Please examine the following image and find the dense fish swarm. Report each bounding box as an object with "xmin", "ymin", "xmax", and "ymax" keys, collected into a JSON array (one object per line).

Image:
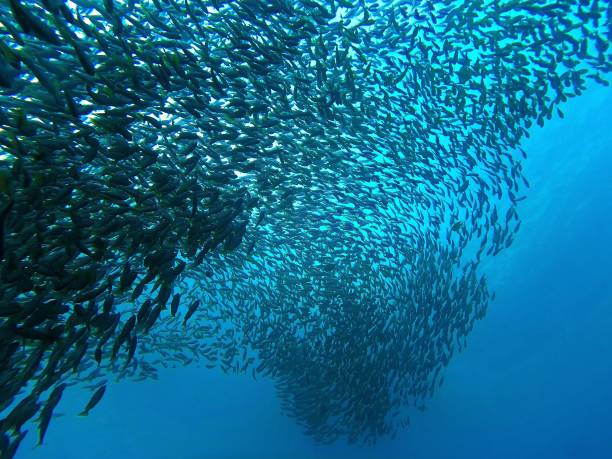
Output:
[{"xmin": 0, "ymin": 0, "xmax": 610, "ymax": 454}]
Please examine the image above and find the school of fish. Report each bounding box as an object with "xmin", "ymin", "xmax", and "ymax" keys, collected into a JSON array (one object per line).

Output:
[{"xmin": 0, "ymin": 0, "xmax": 610, "ymax": 455}]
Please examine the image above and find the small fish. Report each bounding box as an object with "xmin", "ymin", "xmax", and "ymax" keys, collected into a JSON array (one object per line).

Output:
[
  {"xmin": 79, "ymin": 385, "xmax": 106, "ymax": 416},
  {"xmin": 37, "ymin": 383, "xmax": 66, "ymax": 446},
  {"xmin": 182, "ymin": 300, "xmax": 200, "ymax": 327},
  {"xmin": 170, "ymin": 293, "xmax": 181, "ymax": 317}
]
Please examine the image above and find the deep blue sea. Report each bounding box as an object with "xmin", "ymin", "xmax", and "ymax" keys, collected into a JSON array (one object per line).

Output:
[{"xmin": 13, "ymin": 79, "xmax": 612, "ymax": 458}]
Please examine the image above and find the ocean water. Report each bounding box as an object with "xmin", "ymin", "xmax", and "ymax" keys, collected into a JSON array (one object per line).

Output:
[{"xmin": 13, "ymin": 77, "xmax": 612, "ymax": 459}]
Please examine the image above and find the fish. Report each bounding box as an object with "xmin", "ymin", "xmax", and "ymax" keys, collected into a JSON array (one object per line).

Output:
[
  {"xmin": 0, "ymin": 0, "xmax": 609, "ymax": 452},
  {"xmin": 170, "ymin": 293, "xmax": 181, "ymax": 317},
  {"xmin": 0, "ymin": 198, "xmax": 14, "ymax": 260},
  {"xmin": 37, "ymin": 383, "xmax": 66, "ymax": 446},
  {"xmin": 79, "ymin": 385, "xmax": 106, "ymax": 416},
  {"xmin": 111, "ymin": 316, "xmax": 136, "ymax": 360},
  {"xmin": 182, "ymin": 300, "xmax": 200, "ymax": 327}
]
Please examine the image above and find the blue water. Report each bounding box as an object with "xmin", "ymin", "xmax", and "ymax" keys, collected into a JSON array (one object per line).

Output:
[{"xmin": 15, "ymin": 85, "xmax": 612, "ymax": 458}]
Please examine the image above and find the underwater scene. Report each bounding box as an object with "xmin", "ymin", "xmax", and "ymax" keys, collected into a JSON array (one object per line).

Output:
[{"xmin": 0, "ymin": 0, "xmax": 611, "ymax": 458}]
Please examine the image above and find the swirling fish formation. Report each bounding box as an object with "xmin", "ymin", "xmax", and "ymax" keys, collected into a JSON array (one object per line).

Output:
[{"xmin": 0, "ymin": 0, "xmax": 610, "ymax": 455}]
